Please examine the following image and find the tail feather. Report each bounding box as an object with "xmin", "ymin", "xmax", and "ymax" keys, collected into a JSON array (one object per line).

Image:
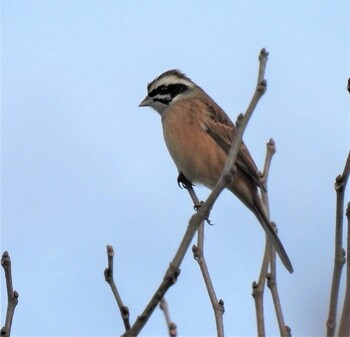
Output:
[{"xmin": 252, "ymin": 201, "xmax": 294, "ymax": 273}]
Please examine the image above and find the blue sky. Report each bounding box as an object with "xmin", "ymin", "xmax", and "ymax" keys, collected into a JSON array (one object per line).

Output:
[{"xmin": 1, "ymin": 1, "xmax": 349, "ymax": 336}]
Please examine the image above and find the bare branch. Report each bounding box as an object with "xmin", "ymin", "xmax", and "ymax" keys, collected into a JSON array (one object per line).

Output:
[
  {"xmin": 1, "ymin": 251, "xmax": 19, "ymax": 337},
  {"xmin": 122, "ymin": 48, "xmax": 269, "ymax": 337},
  {"xmin": 267, "ymin": 223, "xmax": 291, "ymax": 337},
  {"xmin": 104, "ymin": 245, "xmax": 130, "ymax": 331},
  {"xmin": 338, "ymin": 202, "xmax": 350, "ymax": 336},
  {"xmin": 193, "ymin": 239, "xmax": 225, "ymax": 337},
  {"xmin": 252, "ymin": 139, "xmax": 276, "ymax": 336},
  {"xmin": 336, "ymin": 78, "xmax": 350, "ymax": 337},
  {"xmin": 182, "ymin": 181, "xmax": 225, "ymax": 336},
  {"xmin": 252, "ymin": 239, "xmax": 270, "ymax": 337},
  {"xmin": 159, "ymin": 298, "xmax": 177, "ymax": 337},
  {"xmin": 327, "ymin": 151, "xmax": 350, "ymax": 336},
  {"xmin": 253, "ymin": 138, "xmax": 290, "ymax": 336},
  {"xmin": 260, "ymin": 139, "xmax": 276, "ymax": 197}
]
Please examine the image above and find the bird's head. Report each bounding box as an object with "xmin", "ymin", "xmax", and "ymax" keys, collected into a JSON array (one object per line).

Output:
[{"xmin": 139, "ymin": 69, "xmax": 196, "ymax": 115}]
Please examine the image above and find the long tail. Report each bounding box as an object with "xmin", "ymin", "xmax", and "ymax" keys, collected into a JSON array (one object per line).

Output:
[{"xmin": 252, "ymin": 199, "xmax": 294, "ymax": 273}]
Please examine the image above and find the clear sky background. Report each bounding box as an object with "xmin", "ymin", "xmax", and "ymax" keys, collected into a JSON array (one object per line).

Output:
[{"xmin": 1, "ymin": 1, "xmax": 349, "ymax": 336}]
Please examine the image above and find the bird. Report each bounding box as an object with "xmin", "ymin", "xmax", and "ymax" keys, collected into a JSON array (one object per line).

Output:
[{"xmin": 139, "ymin": 69, "xmax": 293, "ymax": 273}]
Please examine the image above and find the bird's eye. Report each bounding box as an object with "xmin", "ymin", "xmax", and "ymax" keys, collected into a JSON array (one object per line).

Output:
[{"xmin": 158, "ymin": 85, "xmax": 168, "ymax": 94}]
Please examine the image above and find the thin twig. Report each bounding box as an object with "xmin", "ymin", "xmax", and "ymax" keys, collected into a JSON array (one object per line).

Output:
[
  {"xmin": 252, "ymin": 139, "xmax": 275, "ymax": 337},
  {"xmin": 122, "ymin": 48, "xmax": 269, "ymax": 337},
  {"xmin": 263, "ymin": 140, "xmax": 290, "ymax": 336},
  {"xmin": 267, "ymin": 223, "xmax": 291, "ymax": 337},
  {"xmin": 192, "ymin": 241, "xmax": 225, "ymax": 337},
  {"xmin": 159, "ymin": 298, "xmax": 177, "ymax": 337},
  {"xmin": 1, "ymin": 251, "xmax": 19, "ymax": 337},
  {"xmin": 260, "ymin": 139, "xmax": 276, "ymax": 199},
  {"xmin": 182, "ymin": 182, "xmax": 225, "ymax": 337},
  {"xmin": 193, "ymin": 223, "xmax": 225, "ymax": 337},
  {"xmin": 337, "ymin": 202, "xmax": 350, "ymax": 336},
  {"xmin": 104, "ymin": 245, "xmax": 130, "ymax": 331},
  {"xmin": 253, "ymin": 138, "xmax": 290, "ymax": 336},
  {"xmin": 326, "ymin": 151, "xmax": 350, "ymax": 336},
  {"xmin": 252, "ymin": 241, "xmax": 270, "ymax": 337},
  {"xmin": 337, "ymin": 79, "xmax": 350, "ymax": 336}
]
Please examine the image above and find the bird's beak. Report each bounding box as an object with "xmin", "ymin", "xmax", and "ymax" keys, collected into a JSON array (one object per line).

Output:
[{"xmin": 139, "ymin": 96, "xmax": 151, "ymax": 107}]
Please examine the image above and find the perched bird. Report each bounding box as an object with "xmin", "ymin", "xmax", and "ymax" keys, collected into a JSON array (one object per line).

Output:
[{"xmin": 139, "ymin": 69, "xmax": 293, "ymax": 273}]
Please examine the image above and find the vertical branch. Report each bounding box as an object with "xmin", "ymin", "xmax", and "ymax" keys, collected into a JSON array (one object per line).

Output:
[
  {"xmin": 267, "ymin": 223, "xmax": 291, "ymax": 337},
  {"xmin": 193, "ymin": 220, "xmax": 225, "ymax": 337},
  {"xmin": 159, "ymin": 298, "xmax": 177, "ymax": 337},
  {"xmin": 252, "ymin": 139, "xmax": 275, "ymax": 336},
  {"xmin": 252, "ymin": 139, "xmax": 290, "ymax": 336},
  {"xmin": 326, "ymin": 151, "xmax": 350, "ymax": 336},
  {"xmin": 338, "ymin": 78, "xmax": 350, "ymax": 336},
  {"xmin": 182, "ymin": 182, "xmax": 225, "ymax": 337},
  {"xmin": 1, "ymin": 251, "xmax": 19, "ymax": 337},
  {"xmin": 104, "ymin": 245, "xmax": 131, "ymax": 331},
  {"xmin": 260, "ymin": 139, "xmax": 276, "ymax": 213},
  {"xmin": 337, "ymin": 203, "xmax": 350, "ymax": 336}
]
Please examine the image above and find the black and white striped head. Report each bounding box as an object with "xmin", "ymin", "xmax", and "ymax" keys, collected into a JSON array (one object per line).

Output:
[{"xmin": 139, "ymin": 69, "xmax": 196, "ymax": 114}]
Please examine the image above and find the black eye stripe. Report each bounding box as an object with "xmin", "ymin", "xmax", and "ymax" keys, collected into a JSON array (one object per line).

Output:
[{"xmin": 149, "ymin": 83, "xmax": 189, "ymax": 98}]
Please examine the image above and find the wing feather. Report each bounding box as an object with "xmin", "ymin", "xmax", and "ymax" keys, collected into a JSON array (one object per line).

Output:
[{"xmin": 199, "ymin": 99, "xmax": 263, "ymax": 189}]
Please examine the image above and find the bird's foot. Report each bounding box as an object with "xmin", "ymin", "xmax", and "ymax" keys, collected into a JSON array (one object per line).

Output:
[
  {"xmin": 193, "ymin": 201, "xmax": 214, "ymax": 225},
  {"xmin": 177, "ymin": 172, "xmax": 193, "ymax": 189}
]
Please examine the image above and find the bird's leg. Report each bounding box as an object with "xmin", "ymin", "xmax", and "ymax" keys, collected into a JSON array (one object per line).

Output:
[
  {"xmin": 177, "ymin": 173, "xmax": 213, "ymax": 225},
  {"xmin": 177, "ymin": 172, "xmax": 201, "ymax": 208},
  {"xmin": 177, "ymin": 172, "xmax": 193, "ymax": 189}
]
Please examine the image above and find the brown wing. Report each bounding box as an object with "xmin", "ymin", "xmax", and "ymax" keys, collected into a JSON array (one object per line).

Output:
[{"xmin": 199, "ymin": 99, "xmax": 263, "ymax": 189}]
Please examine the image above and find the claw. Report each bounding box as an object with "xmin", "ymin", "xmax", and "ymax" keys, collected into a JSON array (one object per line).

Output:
[
  {"xmin": 193, "ymin": 202, "xmax": 214, "ymax": 225},
  {"xmin": 177, "ymin": 172, "xmax": 193, "ymax": 189},
  {"xmin": 193, "ymin": 202, "xmax": 203, "ymax": 211}
]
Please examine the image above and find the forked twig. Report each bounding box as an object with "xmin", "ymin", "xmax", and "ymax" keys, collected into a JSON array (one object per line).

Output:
[
  {"xmin": 104, "ymin": 245, "xmax": 130, "ymax": 331},
  {"xmin": 122, "ymin": 48, "xmax": 269, "ymax": 337},
  {"xmin": 326, "ymin": 151, "xmax": 350, "ymax": 337},
  {"xmin": 159, "ymin": 298, "xmax": 177, "ymax": 337},
  {"xmin": 1, "ymin": 251, "xmax": 19, "ymax": 337}
]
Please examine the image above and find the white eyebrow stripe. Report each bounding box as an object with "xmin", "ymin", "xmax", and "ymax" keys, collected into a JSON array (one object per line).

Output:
[{"xmin": 149, "ymin": 75, "xmax": 195, "ymax": 92}]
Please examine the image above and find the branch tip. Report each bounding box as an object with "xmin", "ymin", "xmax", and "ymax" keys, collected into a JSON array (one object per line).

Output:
[
  {"xmin": 259, "ymin": 48, "xmax": 269, "ymax": 60},
  {"xmin": 267, "ymin": 138, "xmax": 276, "ymax": 154},
  {"xmin": 106, "ymin": 245, "xmax": 115, "ymax": 256}
]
